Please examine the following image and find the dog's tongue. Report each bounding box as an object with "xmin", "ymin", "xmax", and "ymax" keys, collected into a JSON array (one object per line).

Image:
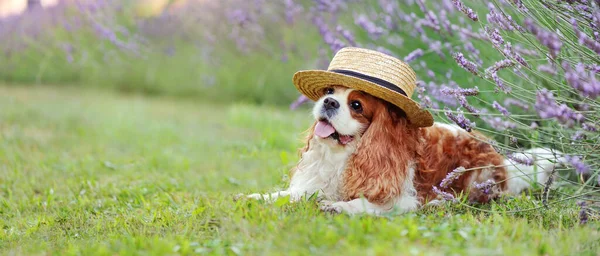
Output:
[{"xmin": 315, "ymin": 121, "xmax": 335, "ymax": 138}]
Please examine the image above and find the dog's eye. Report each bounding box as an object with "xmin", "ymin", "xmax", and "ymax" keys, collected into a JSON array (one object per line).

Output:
[
  {"xmin": 350, "ymin": 101, "xmax": 362, "ymax": 112},
  {"xmin": 324, "ymin": 88, "xmax": 334, "ymax": 95}
]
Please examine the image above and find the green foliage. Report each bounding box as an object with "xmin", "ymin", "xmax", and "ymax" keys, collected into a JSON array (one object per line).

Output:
[{"xmin": 0, "ymin": 86, "xmax": 598, "ymax": 255}]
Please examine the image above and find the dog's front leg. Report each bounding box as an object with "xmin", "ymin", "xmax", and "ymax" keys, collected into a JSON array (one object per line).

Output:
[
  {"xmin": 238, "ymin": 190, "xmax": 292, "ymax": 203},
  {"xmin": 319, "ymin": 198, "xmax": 393, "ymax": 215}
]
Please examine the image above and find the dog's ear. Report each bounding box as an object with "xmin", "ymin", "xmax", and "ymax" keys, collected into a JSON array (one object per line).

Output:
[{"xmin": 343, "ymin": 104, "xmax": 418, "ymax": 204}]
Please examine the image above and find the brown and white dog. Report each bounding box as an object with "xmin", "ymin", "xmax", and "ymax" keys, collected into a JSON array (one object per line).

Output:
[{"xmin": 242, "ymin": 86, "xmax": 560, "ymax": 215}]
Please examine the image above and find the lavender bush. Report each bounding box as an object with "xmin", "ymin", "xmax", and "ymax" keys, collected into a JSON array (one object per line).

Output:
[
  {"xmin": 0, "ymin": 0, "xmax": 318, "ymax": 104},
  {"xmin": 296, "ymin": 0, "xmax": 599, "ymax": 202}
]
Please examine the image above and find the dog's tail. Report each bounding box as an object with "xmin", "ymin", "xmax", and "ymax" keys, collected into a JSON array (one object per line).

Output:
[{"xmin": 504, "ymin": 148, "xmax": 565, "ymax": 194}]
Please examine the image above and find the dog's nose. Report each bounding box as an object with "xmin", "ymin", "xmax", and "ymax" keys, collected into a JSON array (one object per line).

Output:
[{"xmin": 323, "ymin": 97, "xmax": 340, "ymax": 110}]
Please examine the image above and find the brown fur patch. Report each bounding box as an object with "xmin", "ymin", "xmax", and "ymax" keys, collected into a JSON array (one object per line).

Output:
[{"xmin": 414, "ymin": 126, "xmax": 507, "ymax": 203}]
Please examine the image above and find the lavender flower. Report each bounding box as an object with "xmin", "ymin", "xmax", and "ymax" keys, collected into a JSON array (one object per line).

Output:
[
  {"xmin": 432, "ymin": 186, "xmax": 457, "ymax": 202},
  {"xmin": 485, "ymin": 59, "xmax": 515, "ymax": 74},
  {"xmin": 514, "ymin": 44, "xmax": 538, "ymax": 56},
  {"xmin": 404, "ymin": 49, "xmax": 424, "ymax": 63},
  {"xmin": 537, "ymin": 64, "xmax": 557, "ymax": 75},
  {"xmin": 439, "ymin": 10, "xmax": 454, "ymax": 35},
  {"xmin": 284, "ymin": 0, "xmax": 303, "ymax": 25},
  {"xmin": 485, "ymin": 27, "xmax": 504, "ymax": 47},
  {"xmin": 416, "ymin": 81, "xmax": 433, "ymax": 108},
  {"xmin": 572, "ymin": 131, "xmax": 586, "ymax": 141},
  {"xmin": 440, "ymin": 86, "xmax": 480, "ymax": 96},
  {"xmin": 486, "ymin": 3, "xmax": 521, "ymax": 31},
  {"xmin": 523, "ymin": 18, "xmax": 562, "ymax": 58},
  {"xmin": 507, "ymin": 152, "xmax": 534, "ymax": 166},
  {"xmin": 502, "ymin": 43, "xmax": 529, "ymax": 67},
  {"xmin": 456, "ymin": 95, "xmax": 480, "ymax": 115},
  {"xmin": 572, "ymin": 18, "xmax": 600, "ymax": 55},
  {"xmin": 336, "ymin": 26, "xmax": 356, "ymax": 46},
  {"xmin": 474, "ymin": 179, "xmax": 496, "ymax": 195},
  {"xmin": 483, "ymin": 116, "xmax": 517, "ymax": 131},
  {"xmin": 504, "ymin": 98, "xmax": 530, "ymax": 110},
  {"xmin": 562, "ymin": 62, "xmax": 600, "ymax": 99},
  {"xmin": 355, "ymin": 14, "xmax": 385, "ymax": 40},
  {"xmin": 562, "ymin": 156, "xmax": 590, "ymax": 174},
  {"xmin": 440, "ymin": 166, "xmax": 466, "ymax": 188},
  {"xmin": 313, "ymin": 16, "xmax": 345, "ymax": 52},
  {"xmin": 492, "ymin": 101, "xmax": 510, "ymax": 116},
  {"xmin": 445, "ymin": 108, "xmax": 475, "ymax": 132},
  {"xmin": 585, "ymin": 64, "xmax": 600, "ymax": 73},
  {"xmin": 535, "ymin": 89, "xmax": 585, "ymax": 127},
  {"xmin": 491, "ymin": 72, "xmax": 511, "ymax": 93},
  {"xmin": 290, "ymin": 95, "xmax": 309, "ymax": 110},
  {"xmin": 583, "ymin": 123, "xmax": 598, "ymax": 132},
  {"xmin": 451, "ymin": 0, "xmax": 478, "ymax": 21},
  {"xmin": 453, "ymin": 52, "xmax": 479, "ymax": 75},
  {"xmin": 578, "ymin": 201, "xmax": 589, "ymax": 225}
]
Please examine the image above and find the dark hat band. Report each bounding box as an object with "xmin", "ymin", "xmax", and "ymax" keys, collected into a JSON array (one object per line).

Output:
[{"xmin": 330, "ymin": 69, "xmax": 407, "ymax": 97}]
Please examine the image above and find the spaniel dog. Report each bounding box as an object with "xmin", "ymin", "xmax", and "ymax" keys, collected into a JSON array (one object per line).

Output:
[{"xmin": 240, "ymin": 86, "xmax": 560, "ymax": 215}]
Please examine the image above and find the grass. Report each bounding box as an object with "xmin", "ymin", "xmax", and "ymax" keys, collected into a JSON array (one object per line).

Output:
[{"xmin": 0, "ymin": 85, "xmax": 598, "ymax": 255}]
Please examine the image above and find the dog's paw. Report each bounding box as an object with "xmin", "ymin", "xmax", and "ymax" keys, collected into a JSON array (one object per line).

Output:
[
  {"xmin": 233, "ymin": 193, "xmax": 246, "ymax": 202},
  {"xmin": 319, "ymin": 200, "xmax": 343, "ymax": 214}
]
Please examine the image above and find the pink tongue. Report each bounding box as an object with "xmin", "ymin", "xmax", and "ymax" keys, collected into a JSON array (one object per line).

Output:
[{"xmin": 314, "ymin": 121, "xmax": 336, "ymax": 138}]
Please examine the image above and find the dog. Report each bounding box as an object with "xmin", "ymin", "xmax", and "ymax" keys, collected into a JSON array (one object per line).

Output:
[{"xmin": 239, "ymin": 86, "xmax": 561, "ymax": 215}]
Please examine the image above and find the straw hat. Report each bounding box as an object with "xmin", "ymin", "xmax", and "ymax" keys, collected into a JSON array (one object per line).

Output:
[{"xmin": 293, "ymin": 47, "xmax": 433, "ymax": 127}]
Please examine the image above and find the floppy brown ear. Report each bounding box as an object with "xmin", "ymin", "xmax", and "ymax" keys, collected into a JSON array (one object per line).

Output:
[{"xmin": 342, "ymin": 105, "xmax": 419, "ymax": 205}]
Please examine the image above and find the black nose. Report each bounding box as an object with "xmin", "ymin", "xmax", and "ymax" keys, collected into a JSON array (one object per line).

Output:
[{"xmin": 323, "ymin": 97, "xmax": 340, "ymax": 110}]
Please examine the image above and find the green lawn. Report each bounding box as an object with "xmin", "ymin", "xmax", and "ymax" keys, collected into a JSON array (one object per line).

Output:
[{"xmin": 0, "ymin": 85, "xmax": 598, "ymax": 255}]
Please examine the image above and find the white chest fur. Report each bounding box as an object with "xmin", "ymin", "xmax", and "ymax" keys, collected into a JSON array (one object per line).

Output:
[{"xmin": 287, "ymin": 137, "xmax": 355, "ymax": 201}]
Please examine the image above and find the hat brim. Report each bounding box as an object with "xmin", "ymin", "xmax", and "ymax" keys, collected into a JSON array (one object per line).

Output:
[{"xmin": 293, "ymin": 70, "xmax": 433, "ymax": 127}]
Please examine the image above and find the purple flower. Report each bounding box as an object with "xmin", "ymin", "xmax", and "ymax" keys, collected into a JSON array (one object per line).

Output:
[
  {"xmin": 535, "ymin": 89, "xmax": 584, "ymax": 127},
  {"xmin": 355, "ymin": 14, "xmax": 385, "ymax": 40},
  {"xmin": 491, "ymin": 72, "xmax": 511, "ymax": 93},
  {"xmin": 453, "ymin": 52, "xmax": 479, "ymax": 75},
  {"xmin": 537, "ymin": 64, "xmax": 557, "ymax": 75},
  {"xmin": 502, "ymin": 43, "xmax": 529, "ymax": 67},
  {"xmin": 474, "ymin": 179, "xmax": 496, "ymax": 195},
  {"xmin": 578, "ymin": 201, "xmax": 589, "ymax": 225},
  {"xmin": 562, "ymin": 156, "xmax": 590, "ymax": 174},
  {"xmin": 583, "ymin": 123, "xmax": 598, "ymax": 132},
  {"xmin": 492, "ymin": 101, "xmax": 510, "ymax": 116},
  {"xmin": 404, "ymin": 49, "xmax": 424, "ymax": 63},
  {"xmin": 416, "ymin": 81, "xmax": 433, "ymax": 108},
  {"xmin": 440, "ymin": 86, "xmax": 480, "ymax": 96},
  {"xmin": 455, "ymin": 95, "xmax": 479, "ymax": 115},
  {"xmin": 572, "ymin": 131, "xmax": 586, "ymax": 141},
  {"xmin": 336, "ymin": 26, "xmax": 356, "ymax": 46},
  {"xmin": 451, "ymin": 0, "xmax": 478, "ymax": 21},
  {"xmin": 572, "ymin": 19, "xmax": 600, "ymax": 55},
  {"xmin": 290, "ymin": 95, "xmax": 309, "ymax": 110},
  {"xmin": 486, "ymin": 3, "xmax": 521, "ymax": 31},
  {"xmin": 284, "ymin": 0, "xmax": 303, "ymax": 25},
  {"xmin": 523, "ymin": 18, "xmax": 562, "ymax": 58},
  {"xmin": 440, "ymin": 166, "xmax": 466, "ymax": 188},
  {"xmin": 445, "ymin": 108, "xmax": 475, "ymax": 132},
  {"xmin": 313, "ymin": 16, "xmax": 345, "ymax": 52},
  {"xmin": 432, "ymin": 186, "xmax": 457, "ymax": 202},
  {"xmin": 483, "ymin": 116, "xmax": 517, "ymax": 131},
  {"xmin": 485, "ymin": 27, "xmax": 504, "ymax": 47},
  {"xmin": 504, "ymin": 98, "xmax": 530, "ymax": 110},
  {"xmin": 485, "ymin": 59, "xmax": 515, "ymax": 74},
  {"xmin": 562, "ymin": 62, "xmax": 600, "ymax": 99},
  {"xmin": 506, "ymin": 152, "xmax": 534, "ymax": 166},
  {"xmin": 585, "ymin": 64, "xmax": 600, "ymax": 73}
]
